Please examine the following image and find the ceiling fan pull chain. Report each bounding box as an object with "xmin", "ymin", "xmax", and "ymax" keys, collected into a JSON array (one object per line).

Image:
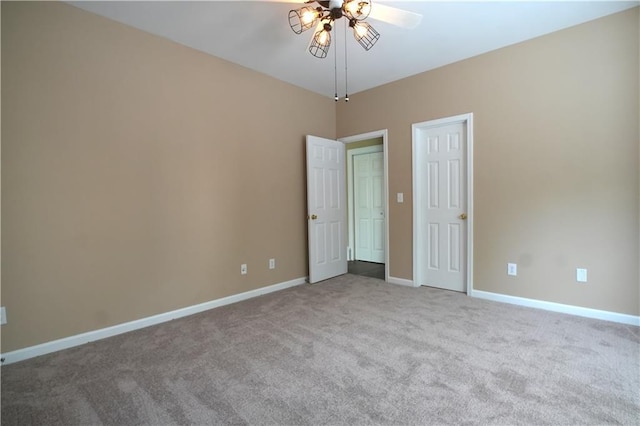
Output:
[
  {"xmin": 344, "ymin": 20, "xmax": 349, "ymax": 102},
  {"xmin": 334, "ymin": 26, "xmax": 339, "ymax": 102}
]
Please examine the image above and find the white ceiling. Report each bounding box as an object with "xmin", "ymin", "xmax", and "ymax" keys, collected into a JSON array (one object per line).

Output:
[{"xmin": 69, "ymin": 1, "xmax": 638, "ymax": 97}]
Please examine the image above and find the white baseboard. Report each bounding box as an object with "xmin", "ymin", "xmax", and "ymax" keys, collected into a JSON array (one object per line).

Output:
[
  {"xmin": 388, "ymin": 276, "xmax": 416, "ymax": 287},
  {"xmin": 470, "ymin": 289, "xmax": 640, "ymax": 326},
  {"xmin": 1, "ymin": 277, "xmax": 307, "ymax": 365}
]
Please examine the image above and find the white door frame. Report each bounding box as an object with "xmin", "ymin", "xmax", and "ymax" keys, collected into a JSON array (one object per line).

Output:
[
  {"xmin": 339, "ymin": 130, "xmax": 389, "ymax": 282},
  {"xmin": 347, "ymin": 144, "xmax": 383, "ymax": 262},
  {"xmin": 412, "ymin": 114, "xmax": 474, "ymax": 295}
]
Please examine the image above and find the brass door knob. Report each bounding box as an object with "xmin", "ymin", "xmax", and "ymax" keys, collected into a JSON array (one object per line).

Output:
[
  {"xmin": 459, "ymin": 213, "xmax": 467, "ymax": 220},
  {"xmin": 310, "ymin": 214, "xmax": 318, "ymax": 220}
]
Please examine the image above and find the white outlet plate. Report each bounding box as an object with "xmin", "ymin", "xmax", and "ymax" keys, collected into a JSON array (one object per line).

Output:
[
  {"xmin": 240, "ymin": 264, "xmax": 247, "ymax": 275},
  {"xmin": 269, "ymin": 259, "xmax": 275, "ymax": 270},
  {"xmin": 577, "ymin": 268, "xmax": 587, "ymax": 283},
  {"xmin": 0, "ymin": 307, "xmax": 6, "ymax": 325},
  {"xmin": 507, "ymin": 263, "xmax": 517, "ymax": 276}
]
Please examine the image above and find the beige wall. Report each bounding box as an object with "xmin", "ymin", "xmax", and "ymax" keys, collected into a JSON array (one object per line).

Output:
[
  {"xmin": 1, "ymin": 2, "xmax": 335, "ymax": 352},
  {"xmin": 338, "ymin": 7, "xmax": 640, "ymax": 316},
  {"xmin": 2, "ymin": 3, "xmax": 638, "ymax": 354}
]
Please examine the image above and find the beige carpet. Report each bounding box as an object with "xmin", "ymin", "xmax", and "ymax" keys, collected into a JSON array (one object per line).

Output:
[{"xmin": 2, "ymin": 274, "xmax": 639, "ymax": 425}]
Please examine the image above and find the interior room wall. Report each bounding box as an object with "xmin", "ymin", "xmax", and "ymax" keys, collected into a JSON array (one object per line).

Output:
[
  {"xmin": 337, "ymin": 7, "xmax": 640, "ymax": 316},
  {"xmin": 2, "ymin": 3, "xmax": 638, "ymax": 356},
  {"xmin": 1, "ymin": 1, "xmax": 336, "ymax": 352}
]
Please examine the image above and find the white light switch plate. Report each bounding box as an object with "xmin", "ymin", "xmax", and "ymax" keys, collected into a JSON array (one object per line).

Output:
[
  {"xmin": 397, "ymin": 193, "xmax": 404, "ymax": 203},
  {"xmin": 0, "ymin": 307, "xmax": 6, "ymax": 325}
]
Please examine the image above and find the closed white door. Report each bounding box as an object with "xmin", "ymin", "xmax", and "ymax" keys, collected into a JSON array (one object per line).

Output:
[
  {"xmin": 306, "ymin": 135, "xmax": 348, "ymax": 283},
  {"xmin": 354, "ymin": 152, "xmax": 385, "ymax": 263},
  {"xmin": 415, "ymin": 122, "xmax": 467, "ymax": 292}
]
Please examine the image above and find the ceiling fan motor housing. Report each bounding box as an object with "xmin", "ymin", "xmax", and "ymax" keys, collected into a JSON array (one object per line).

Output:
[
  {"xmin": 317, "ymin": 0, "xmax": 348, "ymax": 22},
  {"xmin": 328, "ymin": 0, "xmax": 344, "ymax": 10}
]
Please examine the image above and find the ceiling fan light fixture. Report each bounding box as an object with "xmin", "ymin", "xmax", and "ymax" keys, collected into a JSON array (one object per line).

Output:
[
  {"xmin": 286, "ymin": 0, "xmax": 422, "ymax": 99},
  {"xmin": 288, "ymin": 6, "xmax": 320, "ymax": 34},
  {"xmin": 343, "ymin": 0, "xmax": 371, "ymax": 21},
  {"xmin": 350, "ymin": 20, "xmax": 379, "ymax": 51},
  {"xmin": 309, "ymin": 23, "xmax": 333, "ymax": 58}
]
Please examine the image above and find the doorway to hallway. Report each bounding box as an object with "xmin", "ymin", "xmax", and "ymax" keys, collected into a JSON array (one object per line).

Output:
[
  {"xmin": 341, "ymin": 130, "xmax": 388, "ymax": 282},
  {"xmin": 348, "ymin": 260, "xmax": 385, "ymax": 280}
]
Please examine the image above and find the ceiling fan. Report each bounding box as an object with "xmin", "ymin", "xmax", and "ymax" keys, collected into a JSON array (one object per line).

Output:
[{"xmin": 287, "ymin": 0, "xmax": 422, "ymax": 58}]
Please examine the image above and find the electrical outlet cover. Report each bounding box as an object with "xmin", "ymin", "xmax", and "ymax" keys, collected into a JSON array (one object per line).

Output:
[{"xmin": 576, "ymin": 268, "xmax": 587, "ymax": 283}]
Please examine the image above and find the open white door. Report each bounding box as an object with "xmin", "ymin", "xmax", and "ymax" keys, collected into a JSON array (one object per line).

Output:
[{"xmin": 306, "ymin": 135, "xmax": 348, "ymax": 283}]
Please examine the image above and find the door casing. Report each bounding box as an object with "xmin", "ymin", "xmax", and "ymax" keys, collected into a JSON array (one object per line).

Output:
[
  {"xmin": 412, "ymin": 114, "xmax": 474, "ymax": 295},
  {"xmin": 340, "ymin": 130, "xmax": 389, "ymax": 282}
]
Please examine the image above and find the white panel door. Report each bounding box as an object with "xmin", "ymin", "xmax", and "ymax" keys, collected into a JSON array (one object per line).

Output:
[
  {"xmin": 416, "ymin": 122, "xmax": 467, "ymax": 292},
  {"xmin": 354, "ymin": 152, "xmax": 385, "ymax": 263},
  {"xmin": 306, "ymin": 135, "xmax": 347, "ymax": 283}
]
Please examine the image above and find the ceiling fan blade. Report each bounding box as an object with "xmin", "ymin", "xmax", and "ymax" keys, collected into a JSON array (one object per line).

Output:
[{"xmin": 368, "ymin": 3, "xmax": 422, "ymax": 29}]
